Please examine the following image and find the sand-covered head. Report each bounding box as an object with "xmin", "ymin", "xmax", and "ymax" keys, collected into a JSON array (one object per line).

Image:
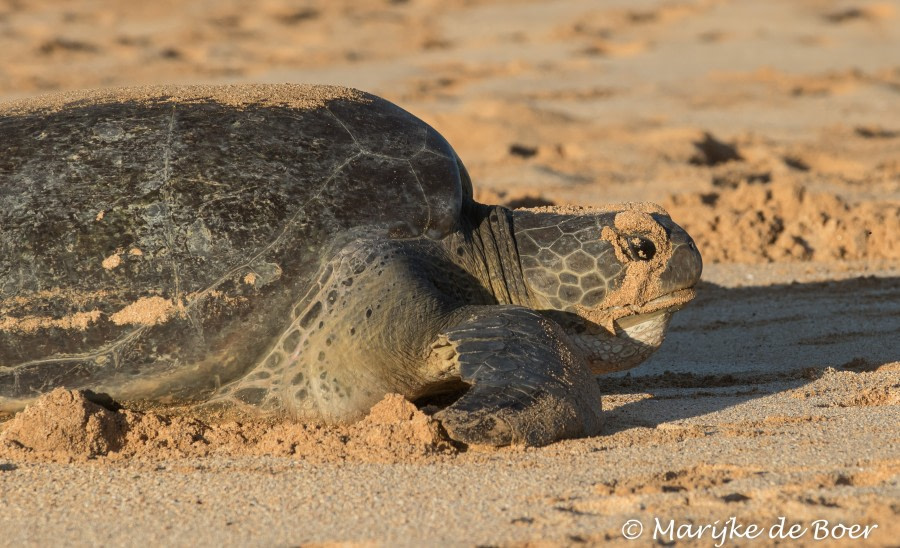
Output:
[
  {"xmin": 511, "ymin": 202, "xmax": 701, "ymax": 332},
  {"xmin": 506, "ymin": 202, "xmax": 700, "ymax": 374}
]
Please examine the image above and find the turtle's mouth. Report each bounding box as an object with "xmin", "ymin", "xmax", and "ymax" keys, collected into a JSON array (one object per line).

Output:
[
  {"xmin": 565, "ymin": 288, "xmax": 696, "ymax": 373},
  {"xmin": 612, "ymin": 288, "xmax": 695, "ymax": 329},
  {"xmin": 565, "ymin": 288, "xmax": 697, "ymax": 336}
]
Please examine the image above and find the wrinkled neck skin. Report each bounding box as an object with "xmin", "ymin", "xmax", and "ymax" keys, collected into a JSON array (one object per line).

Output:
[
  {"xmin": 443, "ymin": 204, "xmax": 535, "ymax": 309},
  {"xmin": 444, "ymin": 204, "xmax": 672, "ymax": 374}
]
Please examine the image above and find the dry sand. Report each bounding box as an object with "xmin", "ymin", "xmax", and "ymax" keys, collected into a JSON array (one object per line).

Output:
[{"xmin": 0, "ymin": 0, "xmax": 898, "ymax": 545}]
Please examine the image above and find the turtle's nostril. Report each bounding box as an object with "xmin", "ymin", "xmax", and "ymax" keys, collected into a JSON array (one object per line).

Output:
[{"xmin": 628, "ymin": 237, "xmax": 656, "ymax": 261}]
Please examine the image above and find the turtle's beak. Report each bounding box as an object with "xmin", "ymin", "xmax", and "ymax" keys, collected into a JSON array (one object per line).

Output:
[{"xmin": 657, "ymin": 218, "xmax": 702, "ymax": 296}]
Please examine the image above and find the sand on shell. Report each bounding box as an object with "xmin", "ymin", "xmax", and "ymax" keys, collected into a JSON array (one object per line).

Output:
[
  {"xmin": 0, "ymin": 83, "xmax": 367, "ymax": 116},
  {"xmin": 1, "ymin": 0, "xmax": 899, "ymax": 545}
]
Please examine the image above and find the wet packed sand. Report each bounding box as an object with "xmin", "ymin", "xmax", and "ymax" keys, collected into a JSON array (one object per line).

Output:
[{"xmin": 0, "ymin": 0, "xmax": 898, "ymax": 545}]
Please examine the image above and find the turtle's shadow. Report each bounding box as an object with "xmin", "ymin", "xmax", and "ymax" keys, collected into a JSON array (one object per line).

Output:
[{"xmin": 597, "ymin": 275, "xmax": 900, "ymax": 434}]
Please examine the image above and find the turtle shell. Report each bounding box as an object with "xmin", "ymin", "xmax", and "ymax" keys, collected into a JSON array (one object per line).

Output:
[{"xmin": 0, "ymin": 84, "xmax": 470, "ymax": 402}]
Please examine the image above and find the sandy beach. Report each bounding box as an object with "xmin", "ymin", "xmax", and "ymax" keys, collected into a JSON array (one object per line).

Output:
[{"xmin": 0, "ymin": 0, "xmax": 898, "ymax": 545}]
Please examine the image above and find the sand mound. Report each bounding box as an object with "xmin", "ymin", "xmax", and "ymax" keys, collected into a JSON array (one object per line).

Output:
[
  {"xmin": 344, "ymin": 393, "xmax": 453, "ymax": 460},
  {"xmin": 481, "ymin": 179, "xmax": 898, "ymax": 264},
  {"xmin": 665, "ymin": 181, "xmax": 900, "ymax": 263},
  {"xmin": 228, "ymin": 394, "xmax": 453, "ymax": 462},
  {"xmin": 0, "ymin": 389, "xmax": 126, "ymax": 461},
  {"xmin": 0, "ymin": 390, "xmax": 454, "ymax": 463}
]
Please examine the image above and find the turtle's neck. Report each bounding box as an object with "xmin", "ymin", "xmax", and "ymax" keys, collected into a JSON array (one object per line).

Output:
[{"xmin": 446, "ymin": 204, "xmax": 534, "ymax": 308}]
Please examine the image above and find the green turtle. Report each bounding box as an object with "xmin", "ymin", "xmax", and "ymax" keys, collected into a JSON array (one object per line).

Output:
[{"xmin": 0, "ymin": 84, "xmax": 701, "ymax": 446}]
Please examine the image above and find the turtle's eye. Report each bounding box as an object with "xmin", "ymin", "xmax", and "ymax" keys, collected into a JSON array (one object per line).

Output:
[{"xmin": 628, "ymin": 236, "xmax": 656, "ymax": 261}]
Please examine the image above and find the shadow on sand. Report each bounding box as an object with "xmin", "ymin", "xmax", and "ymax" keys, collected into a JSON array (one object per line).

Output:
[{"xmin": 600, "ymin": 275, "xmax": 900, "ymax": 433}]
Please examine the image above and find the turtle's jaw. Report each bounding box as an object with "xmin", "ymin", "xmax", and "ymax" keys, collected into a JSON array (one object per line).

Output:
[
  {"xmin": 607, "ymin": 287, "xmax": 695, "ymax": 329},
  {"xmin": 568, "ymin": 310, "xmax": 673, "ymax": 374},
  {"xmin": 563, "ymin": 289, "xmax": 691, "ymax": 374}
]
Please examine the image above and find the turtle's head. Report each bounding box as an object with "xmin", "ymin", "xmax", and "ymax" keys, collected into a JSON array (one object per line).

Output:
[{"xmin": 510, "ymin": 203, "xmax": 702, "ymax": 373}]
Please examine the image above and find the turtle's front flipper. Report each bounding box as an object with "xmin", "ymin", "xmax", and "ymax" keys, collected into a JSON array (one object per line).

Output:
[{"xmin": 432, "ymin": 306, "xmax": 602, "ymax": 447}]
